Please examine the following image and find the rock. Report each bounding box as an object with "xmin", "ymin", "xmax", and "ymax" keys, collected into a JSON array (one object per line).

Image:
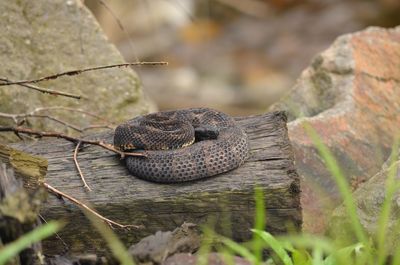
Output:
[
  {"xmin": 46, "ymin": 254, "xmax": 108, "ymax": 265},
  {"xmin": 163, "ymin": 253, "xmax": 251, "ymax": 265},
  {"xmin": 129, "ymin": 223, "xmax": 201, "ymax": 265},
  {"xmin": 270, "ymin": 26, "xmax": 400, "ymax": 232},
  {"xmin": 102, "ymin": 0, "xmax": 384, "ymax": 114},
  {"xmin": 329, "ymin": 152, "xmax": 400, "ymax": 253},
  {"xmin": 0, "ymin": 0, "xmax": 150, "ymax": 142}
]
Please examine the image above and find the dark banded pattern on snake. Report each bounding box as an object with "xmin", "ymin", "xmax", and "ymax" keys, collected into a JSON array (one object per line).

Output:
[{"xmin": 114, "ymin": 108, "xmax": 249, "ymax": 183}]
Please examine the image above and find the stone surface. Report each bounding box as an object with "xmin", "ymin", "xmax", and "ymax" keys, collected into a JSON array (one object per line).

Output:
[
  {"xmin": 329, "ymin": 152, "xmax": 400, "ymax": 253},
  {"xmin": 163, "ymin": 253, "xmax": 251, "ymax": 265},
  {"xmin": 270, "ymin": 26, "xmax": 400, "ymax": 233},
  {"xmin": 129, "ymin": 223, "xmax": 201, "ymax": 265},
  {"xmin": 0, "ymin": 0, "xmax": 150, "ymax": 142}
]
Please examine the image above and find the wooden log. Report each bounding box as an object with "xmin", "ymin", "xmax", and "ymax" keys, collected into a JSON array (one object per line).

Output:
[
  {"xmin": 12, "ymin": 111, "xmax": 301, "ymax": 255},
  {"xmin": 0, "ymin": 163, "xmax": 46, "ymax": 265}
]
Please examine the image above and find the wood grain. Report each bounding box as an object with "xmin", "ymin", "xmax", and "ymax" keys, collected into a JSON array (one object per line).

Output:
[{"xmin": 12, "ymin": 111, "xmax": 301, "ymax": 255}]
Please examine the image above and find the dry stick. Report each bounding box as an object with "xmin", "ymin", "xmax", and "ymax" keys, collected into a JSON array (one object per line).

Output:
[
  {"xmin": 73, "ymin": 141, "xmax": 91, "ymax": 191},
  {"xmin": 35, "ymin": 106, "xmax": 115, "ymax": 125},
  {"xmin": 0, "ymin": 112, "xmax": 82, "ymax": 132},
  {"xmin": 29, "ymin": 115, "xmax": 83, "ymax": 132},
  {"xmin": 0, "ymin": 107, "xmax": 115, "ymax": 129},
  {"xmin": 0, "ymin": 78, "xmax": 81, "ymax": 99},
  {"xmin": 43, "ymin": 182, "xmax": 142, "ymax": 229},
  {"xmin": 98, "ymin": 0, "xmax": 141, "ymax": 64},
  {"xmin": 0, "ymin": 62, "xmax": 168, "ymax": 86},
  {"xmin": 98, "ymin": 0, "xmax": 125, "ymax": 31},
  {"xmin": 1, "ymin": 113, "xmax": 112, "ymax": 133},
  {"xmin": 82, "ymin": 125, "xmax": 114, "ymax": 131},
  {"xmin": 0, "ymin": 126, "xmax": 146, "ymax": 158},
  {"xmin": 39, "ymin": 213, "xmax": 69, "ymax": 252}
]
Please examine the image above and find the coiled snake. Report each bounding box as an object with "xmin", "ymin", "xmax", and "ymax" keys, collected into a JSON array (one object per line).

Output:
[{"xmin": 114, "ymin": 108, "xmax": 248, "ymax": 183}]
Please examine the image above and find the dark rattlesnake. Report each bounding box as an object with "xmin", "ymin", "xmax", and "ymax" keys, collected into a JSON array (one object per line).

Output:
[{"xmin": 114, "ymin": 108, "xmax": 248, "ymax": 183}]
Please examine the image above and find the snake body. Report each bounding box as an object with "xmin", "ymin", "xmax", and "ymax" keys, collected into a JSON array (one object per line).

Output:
[{"xmin": 114, "ymin": 108, "xmax": 248, "ymax": 183}]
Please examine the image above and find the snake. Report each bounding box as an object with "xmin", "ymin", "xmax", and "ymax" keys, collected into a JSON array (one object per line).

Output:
[{"xmin": 113, "ymin": 108, "xmax": 249, "ymax": 183}]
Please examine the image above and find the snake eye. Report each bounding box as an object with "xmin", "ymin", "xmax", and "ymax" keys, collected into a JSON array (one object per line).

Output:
[{"xmin": 121, "ymin": 143, "xmax": 136, "ymax": 150}]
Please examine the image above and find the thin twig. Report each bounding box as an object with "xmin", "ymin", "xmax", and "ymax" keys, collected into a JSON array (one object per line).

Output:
[
  {"xmin": 74, "ymin": 141, "xmax": 92, "ymax": 191},
  {"xmin": 98, "ymin": 0, "xmax": 125, "ymax": 31},
  {"xmin": 0, "ymin": 126, "xmax": 146, "ymax": 158},
  {"xmin": 98, "ymin": 0, "xmax": 141, "ymax": 64},
  {"xmin": 39, "ymin": 213, "xmax": 69, "ymax": 252},
  {"xmin": 0, "ymin": 112, "xmax": 82, "ymax": 132},
  {"xmin": 35, "ymin": 106, "xmax": 115, "ymax": 125},
  {"xmin": 0, "ymin": 107, "xmax": 114, "ymax": 132},
  {"xmin": 0, "ymin": 78, "xmax": 82, "ymax": 99},
  {"xmin": 0, "ymin": 62, "xmax": 168, "ymax": 86},
  {"xmin": 43, "ymin": 182, "xmax": 142, "ymax": 229},
  {"xmin": 82, "ymin": 125, "xmax": 114, "ymax": 131},
  {"xmin": 31, "ymin": 115, "xmax": 83, "ymax": 132}
]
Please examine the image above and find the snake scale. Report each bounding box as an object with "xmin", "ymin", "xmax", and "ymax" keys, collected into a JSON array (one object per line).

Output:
[{"xmin": 114, "ymin": 108, "xmax": 249, "ymax": 183}]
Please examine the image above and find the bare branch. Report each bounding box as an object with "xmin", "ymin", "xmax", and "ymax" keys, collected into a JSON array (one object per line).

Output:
[
  {"xmin": 0, "ymin": 126, "xmax": 147, "ymax": 158},
  {"xmin": 43, "ymin": 182, "xmax": 143, "ymax": 229},
  {"xmin": 0, "ymin": 77, "xmax": 82, "ymax": 99},
  {"xmin": 0, "ymin": 107, "xmax": 114, "ymax": 132},
  {"xmin": 25, "ymin": 115, "xmax": 83, "ymax": 132},
  {"xmin": 0, "ymin": 61, "xmax": 168, "ymax": 86},
  {"xmin": 98, "ymin": 0, "xmax": 125, "ymax": 31},
  {"xmin": 34, "ymin": 107, "xmax": 115, "ymax": 125},
  {"xmin": 82, "ymin": 125, "xmax": 114, "ymax": 131},
  {"xmin": 74, "ymin": 141, "xmax": 92, "ymax": 191}
]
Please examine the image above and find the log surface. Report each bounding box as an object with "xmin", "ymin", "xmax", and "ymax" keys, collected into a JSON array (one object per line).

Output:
[{"xmin": 13, "ymin": 111, "xmax": 301, "ymax": 254}]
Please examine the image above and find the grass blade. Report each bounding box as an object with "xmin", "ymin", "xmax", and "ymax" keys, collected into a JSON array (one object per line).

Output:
[
  {"xmin": 0, "ymin": 221, "xmax": 63, "ymax": 265},
  {"xmin": 303, "ymin": 122, "xmax": 368, "ymax": 245},
  {"xmin": 252, "ymin": 229, "xmax": 293, "ymax": 265},
  {"xmin": 253, "ymin": 187, "xmax": 266, "ymax": 264},
  {"xmin": 376, "ymin": 138, "xmax": 399, "ymax": 265},
  {"xmin": 197, "ymin": 226, "xmax": 215, "ymax": 265},
  {"xmin": 311, "ymin": 247, "xmax": 323, "ymax": 265},
  {"xmin": 84, "ymin": 210, "xmax": 136, "ymax": 265},
  {"xmin": 278, "ymin": 234, "xmax": 334, "ymax": 254},
  {"xmin": 324, "ymin": 243, "xmax": 363, "ymax": 265},
  {"xmin": 219, "ymin": 236, "xmax": 257, "ymax": 264}
]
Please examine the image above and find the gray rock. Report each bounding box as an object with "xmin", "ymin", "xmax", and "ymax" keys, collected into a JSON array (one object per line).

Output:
[
  {"xmin": 329, "ymin": 152, "xmax": 400, "ymax": 254},
  {"xmin": 0, "ymin": 0, "xmax": 150, "ymax": 142},
  {"xmin": 129, "ymin": 222, "xmax": 201, "ymax": 265},
  {"xmin": 163, "ymin": 253, "xmax": 252, "ymax": 265}
]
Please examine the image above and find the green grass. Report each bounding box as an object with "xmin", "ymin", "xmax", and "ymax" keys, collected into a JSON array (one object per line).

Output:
[
  {"xmin": 197, "ymin": 123, "xmax": 400, "ymax": 265},
  {"xmin": 0, "ymin": 221, "xmax": 63, "ymax": 265},
  {"xmin": 3, "ymin": 123, "xmax": 399, "ymax": 265},
  {"xmin": 83, "ymin": 209, "xmax": 137, "ymax": 265}
]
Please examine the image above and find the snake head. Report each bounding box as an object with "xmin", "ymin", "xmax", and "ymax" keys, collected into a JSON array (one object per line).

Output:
[{"xmin": 194, "ymin": 125, "xmax": 219, "ymax": 141}]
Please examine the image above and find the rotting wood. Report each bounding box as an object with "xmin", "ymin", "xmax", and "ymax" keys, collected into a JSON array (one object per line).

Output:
[
  {"xmin": 0, "ymin": 143, "xmax": 47, "ymax": 191},
  {"xmin": 11, "ymin": 111, "xmax": 301, "ymax": 255},
  {"xmin": 0, "ymin": 163, "xmax": 46, "ymax": 265}
]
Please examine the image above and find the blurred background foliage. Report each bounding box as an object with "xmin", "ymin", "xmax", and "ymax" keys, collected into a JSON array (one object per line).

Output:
[{"xmin": 84, "ymin": 0, "xmax": 400, "ymax": 115}]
